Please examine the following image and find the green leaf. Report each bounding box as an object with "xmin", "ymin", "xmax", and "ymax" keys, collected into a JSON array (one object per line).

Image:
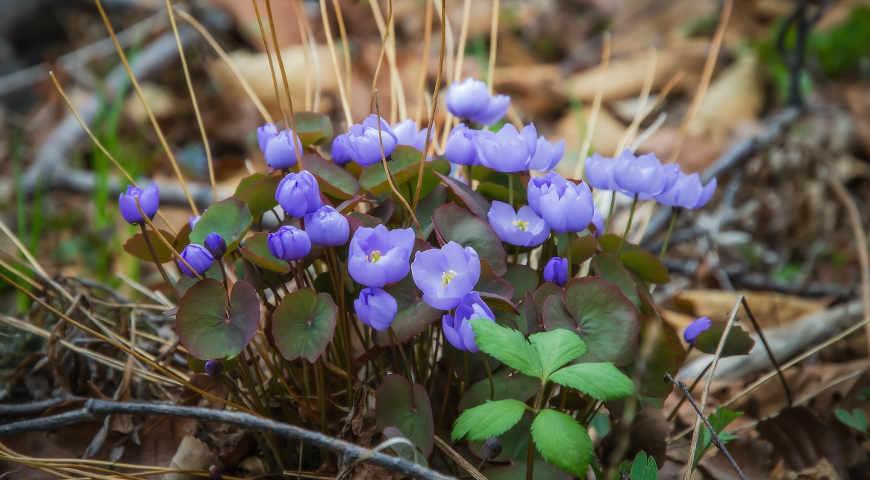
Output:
[
  {"xmin": 434, "ymin": 170, "xmax": 490, "ymax": 218},
  {"xmin": 190, "ymin": 198, "xmax": 253, "ymax": 250},
  {"xmin": 458, "ymin": 370, "xmax": 540, "ymax": 411},
  {"xmin": 452, "ymin": 399, "xmax": 527, "ymax": 442},
  {"xmin": 504, "ymin": 264, "xmax": 539, "ymax": 300},
  {"xmin": 239, "ymin": 232, "xmax": 289, "ymax": 273},
  {"xmin": 638, "ymin": 318, "xmax": 687, "ymax": 398},
  {"xmin": 528, "ymin": 329, "xmax": 587, "ymax": 379},
  {"xmin": 694, "ymin": 407, "xmax": 741, "ymax": 464},
  {"xmin": 531, "ymin": 409, "xmax": 593, "ymax": 477},
  {"xmin": 694, "ymin": 320, "xmax": 756, "ymax": 357},
  {"xmin": 176, "ymin": 279, "xmax": 260, "ymax": 360},
  {"xmin": 123, "ymin": 229, "xmax": 174, "ymax": 263},
  {"xmin": 294, "ymin": 112, "xmax": 333, "ymax": 146},
  {"xmin": 358, "ymin": 146, "xmax": 449, "ymax": 197},
  {"xmin": 271, "ymin": 289, "xmax": 336, "ymax": 363},
  {"xmin": 630, "ymin": 451, "xmax": 658, "ymax": 480},
  {"xmin": 549, "ymin": 362, "xmax": 634, "ymax": 401},
  {"xmin": 477, "ymin": 261, "xmax": 515, "ymax": 300},
  {"xmin": 835, "ymin": 408, "xmax": 868, "ymax": 434},
  {"xmin": 376, "ymin": 374, "xmax": 434, "ymax": 456},
  {"xmin": 484, "ymin": 460, "xmax": 571, "ymax": 480},
  {"xmin": 304, "ymin": 153, "xmax": 360, "ymax": 199},
  {"xmin": 376, "ymin": 277, "xmax": 442, "ymax": 346},
  {"xmin": 433, "ymin": 203, "xmax": 508, "ymax": 275},
  {"xmin": 620, "ymin": 249, "xmax": 669, "ymax": 284},
  {"xmin": 542, "ymin": 278, "xmax": 640, "ymax": 366},
  {"xmin": 233, "ymin": 173, "xmax": 280, "ymax": 219},
  {"xmin": 416, "ymin": 184, "xmax": 447, "ymax": 238},
  {"xmin": 471, "ymin": 319, "xmax": 542, "ymax": 379}
]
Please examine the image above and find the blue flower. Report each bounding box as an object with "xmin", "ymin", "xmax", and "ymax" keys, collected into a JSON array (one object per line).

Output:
[
  {"xmin": 348, "ymin": 225, "xmax": 415, "ymax": 287},
  {"xmin": 475, "ymin": 123, "xmax": 564, "ymax": 173},
  {"xmin": 445, "ymin": 78, "xmax": 510, "ymax": 125},
  {"xmin": 487, "ymin": 201, "xmax": 550, "ymax": 247},
  {"xmin": 444, "ymin": 123, "xmax": 479, "ymax": 166},
  {"xmin": 656, "ymin": 172, "xmax": 717, "ymax": 209},
  {"xmin": 267, "ymin": 225, "xmax": 311, "ymax": 261},
  {"xmin": 275, "ymin": 170, "xmax": 322, "ymax": 218},
  {"xmin": 442, "ymin": 292, "xmax": 494, "ymax": 352},
  {"xmin": 613, "ymin": 151, "xmax": 676, "ymax": 199},
  {"xmin": 304, "ymin": 205, "xmax": 350, "ymax": 246},
  {"xmin": 411, "ymin": 241, "xmax": 481, "ymax": 310},
  {"xmin": 177, "ymin": 244, "xmax": 214, "ymax": 276},
  {"xmin": 543, "ymin": 257, "xmax": 568, "ymax": 286},
  {"xmin": 204, "ymin": 232, "xmax": 227, "ymax": 257},
  {"xmin": 256, "ymin": 122, "xmax": 279, "ymax": 152},
  {"xmin": 530, "ymin": 174, "xmax": 595, "ymax": 233},
  {"xmin": 392, "ymin": 119, "xmax": 430, "ymax": 152},
  {"xmin": 343, "ymin": 115, "xmax": 398, "ymax": 166},
  {"xmin": 118, "ymin": 184, "xmax": 159, "ymax": 225},
  {"xmin": 684, "ymin": 316, "xmax": 712, "ymax": 344},
  {"xmin": 527, "ymin": 172, "xmax": 568, "ymax": 214},
  {"xmin": 354, "ymin": 287, "xmax": 398, "ymax": 331},
  {"xmin": 264, "ymin": 129, "xmax": 302, "ymax": 169},
  {"xmin": 330, "ymin": 133, "xmax": 353, "ymax": 165},
  {"xmin": 584, "ymin": 152, "xmax": 616, "ymax": 190}
]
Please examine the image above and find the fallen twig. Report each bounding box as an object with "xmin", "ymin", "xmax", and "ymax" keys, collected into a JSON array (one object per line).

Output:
[
  {"xmin": 665, "ymin": 374, "xmax": 747, "ymax": 480},
  {"xmin": 0, "ymin": 399, "xmax": 454, "ymax": 480}
]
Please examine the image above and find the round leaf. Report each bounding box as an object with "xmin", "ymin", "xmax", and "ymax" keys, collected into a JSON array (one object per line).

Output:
[
  {"xmin": 433, "ymin": 203, "xmax": 508, "ymax": 275},
  {"xmin": 233, "ymin": 173, "xmax": 280, "ymax": 219},
  {"xmin": 375, "ymin": 374, "xmax": 434, "ymax": 456},
  {"xmin": 304, "ymin": 153, "xmax": 360, "ymax": 199},
  {"xmin": 123, "ymin": 229, "xmax": 174, "ymax": 263},
  {"xmin": 294, "ymin": 112, "xmax": 333, "ymax": 146},
  {"xmin": 271, "ymin": 289, "xmax": 337, "ymax": 363},
  {"xmin": 240, "ymin": 232, "xmax": 290, "ymax": 273},
  {"xmin": 359, "ymin": 146, "xmax": 448, "ymax": 196},
  {"xmin": 190, "ymin": 198, "xmax": 253, "ymax": 249},
  {"xmin": 505, "ymin": 264, "xmax": 539, "ymax": 301},
  {"xmin": 694, "ymin": 320, "xmax": 756, "ymax": 357},
  {"xmin": 176, "ymin": 279, "xmax": 260, "ymax": 360},
  {"xmin": 433, "ymin": 170, "xmax": 490, "ymax": 218}
]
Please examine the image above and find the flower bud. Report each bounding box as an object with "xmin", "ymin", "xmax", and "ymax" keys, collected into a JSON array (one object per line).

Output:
[
  {"xmin": 265, "ymin": 129, "xmax": 303, "ymax": 170},
  {"xmin": 204, "ymin": 359, "xmax": 222, "ymax": 377},
  {"xmin": 304, "ymin": 205, "xmax": 350, "ymax": 247},
  {"xmin": 354, "ymin": 287, "xmax": 397, "ymax": 331},
  {"xmin": 684, "ymin": 316, "xmax": 712, "ymax": 344},
  {"xmin": 204, "ymin": 232, "xmax": 227, "ymax": 258},
  {"xmin": 267, "ymin": 225, "xmax": 311, "ymax": 261},
  {"xmin": 178, "ymin": 244, "xmax": 214, "ymax": 277},
  {"xmin": 275, "ymin": 170, "xmax": 322, "ymax": 218},
  {"xmin": 543, "ymin": 257, "xmax": 569, "ymax": 286},
  {"xmin": 256, "ymin": 122, "xmax": 279, "ymax": 153},
  {"xmin": 118, "ymin": 184, "xmax": 159, "ymax": 225}
]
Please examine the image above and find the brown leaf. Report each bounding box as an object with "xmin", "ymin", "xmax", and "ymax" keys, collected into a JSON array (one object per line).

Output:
[{"xmin": 165, "ymin": 435, "xmax": 216, "ymax": 480}]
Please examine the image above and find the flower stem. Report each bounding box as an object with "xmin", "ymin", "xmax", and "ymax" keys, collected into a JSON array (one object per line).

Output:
[
  {"xmin": 138, "ymin": 224, "xmax": 177, "ymax": 300},
  {"xmin": 618, "ymin": 194, "xmax": 638, "ymax": 253},
  {"xmin": 658, "ymin": 208, "xmax": 679, "ymax": 259},
  {"xmin": 508, "ymin": 174, "xmax": 515, "ymax": 207},
  {"xmin": 526, "ymin": 387, "xmax": 546, "ymax": 480},
  {"xmin": 604, "ymin": 190, "xmax": 617, "ymax": 233},
  {"xmin": 483, "ymin": 357, "xmax": 495, "ymax": 400}
]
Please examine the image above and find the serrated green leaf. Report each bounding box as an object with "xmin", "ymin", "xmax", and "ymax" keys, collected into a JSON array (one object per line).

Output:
[
  {"xmin": 470, "ymin": 319, "xmax": 542, "ymax": 379},
  {"xmin": 452, "ymin": 399, "xmax": 527, "ymax": 442},
  {"xmin": 630, "ymin": 451, "xmax": 658, "ymax": 480},
  {"xmin": 694, "ymin": 407, "xmax": 741, "ymax": 464},
  {"xmin": 531, "ymin": 409, "xmax": 592, "ymax": 477},
  {"xmin": 528, "ymin": 329, "xmax": 586, "ymax": 379},
  {"xmin": 549, "ymin": 362, "xmax": 634, "ymax": 401}
]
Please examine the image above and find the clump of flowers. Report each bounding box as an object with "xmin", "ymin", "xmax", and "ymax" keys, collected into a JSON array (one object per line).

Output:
[{"xmin": 119, "ymin": 77, "xmax": 718, "ymax": 479}]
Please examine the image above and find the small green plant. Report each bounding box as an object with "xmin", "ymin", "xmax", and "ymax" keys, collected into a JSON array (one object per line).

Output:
[
  {"xmin": 451, "ymin": 321, "xmax": 634, "ymax": 476},
  {"xmin": 835, "ymin": 408, "xmax": 868, "ymax": 434}
]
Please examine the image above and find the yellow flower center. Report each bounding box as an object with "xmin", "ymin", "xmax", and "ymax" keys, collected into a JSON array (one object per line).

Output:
[
  {"xmin": 512, "ymin": 219, "xmax": 529, "ymax": 231},
  {"xmin": 368, "ymin": 250, "xmax": 382, "ymax": 263},
  {"xmin": 441, "ymin": 270, "xmax": 458, "ymax": 286}
]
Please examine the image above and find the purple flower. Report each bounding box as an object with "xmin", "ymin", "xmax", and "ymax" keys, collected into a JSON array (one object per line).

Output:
[
  {"xmin": 354, "ymin": 287, "xmax": 398, "ymax": 331},
  {"xmin": 525, "ymin": 123, "xmax": 565, "ymax": 171},
  {"xmin": 330, "ymin": 133, "xmax": 353, "ymax": 165},
  {"xmin": 204, "ymin": 232, "xmax": 227, "ymax": 257},
  {"xmin": 257, "ymin": 122, "xmax": 279, "ymax": 153},
  {"xmin": 264, "ymin": 129, "xmax": 303, "ymax": 170},
  {"xmin": 267, "ymin": 225, "xmax": 311, "ymax": 261},
  {"xmin": 543, "ymin": 257, "xmax": 569, "ymax": 286},
  {"xmin": 177, "ymin": 244, "xmax": 214, "ymax": 277},
  {"xmin": 445, "ymin": 78, "xmax": 510, "ymax": 125},
  {"xmin": 118, "ymin": 184, "xmax": 159, "ymax": 225},
  {"xmin": 348, "ymin": 225, "xmax": 415, "ymax": 287},
  {"xmin": 527, "ymin": 172, "xmax": 568, "ymax": 214},
  {"xmin": 304, "ymin": 205, "xmax": 350, "ymax": 246},
  {"xmin": 684, "ymin": 316, "xmax": 713, "ymax": 344},
  {"xmin": 204, "ymin": 359, "xmax": 222, "ymax": 376},
  {"xmin": 442, "ymin": 292, "xmax": 495, "ymax": 352},
  {"xmin": 656, "ymin": 172, "xmax": 717, "ymax": 209},
  {"xmin": 444, "ymin": 123, "xmax": 479, "ymax": 166},
  {"xmin": 487, "ymin": 201, "xmax": 550, "ymax": 247},
  {"xmin": 343, "ymin": 115, "xmax": 398, "ymax": 166},
  {"xmin": 392, "ymin": 119, "xmax": 430, "ymax": 152},
  {"xmin": 411, "ymin": 241, "xmax": 481, "ymax": 310},
  {"xmin": 613, "ymin": 151, "xmax": 674, "ymax": 199},
  {"xmin": 475, "ymin": 124, "xmax": 530, "ymax": 172},
  {"xmin": 531, "ymin": 175, "xmax": 595, "ymax": 233},
  {"xmin": 585, "ymin": 152, "xmax": 616, "ymax": 190},
  {"xmin": 275, "ymin": 170, "xmax": 322, "ymax": 218}
]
